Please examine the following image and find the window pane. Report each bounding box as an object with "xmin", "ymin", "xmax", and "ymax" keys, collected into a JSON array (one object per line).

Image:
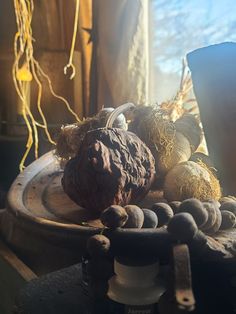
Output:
[{"xmin": 149, "ymin": 0, "xmax": 236, "ymax": 103}]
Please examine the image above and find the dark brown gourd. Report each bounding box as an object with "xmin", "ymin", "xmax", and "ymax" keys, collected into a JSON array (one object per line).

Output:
[{"xmin": 62, "ymin": 104, "xmax": 156, "ymax": 213}]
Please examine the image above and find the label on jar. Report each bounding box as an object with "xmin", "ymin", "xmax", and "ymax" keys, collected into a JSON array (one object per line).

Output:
[
  {"xmin": 125, "ymin": 304, "xmax": 156, "ymax": 314},
  {"xmin": 109, "ymin": 300, "xmax": 158, "ymax": 314}
]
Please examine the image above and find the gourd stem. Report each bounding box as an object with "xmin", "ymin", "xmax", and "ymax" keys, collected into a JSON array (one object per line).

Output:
[{"xmin": 105, "ymin": 103, "xmax": 135, "ymax": 128}]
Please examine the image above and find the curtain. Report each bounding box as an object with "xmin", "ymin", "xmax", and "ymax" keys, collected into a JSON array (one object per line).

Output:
[{"xmin": 94, "ymin": 0, "xmax": 149, "ymax": 111}]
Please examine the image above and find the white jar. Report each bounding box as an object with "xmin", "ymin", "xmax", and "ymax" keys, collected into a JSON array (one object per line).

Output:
[{"xmin": 108, "ymin": 258, "xmax": 165, "ymax": 312}]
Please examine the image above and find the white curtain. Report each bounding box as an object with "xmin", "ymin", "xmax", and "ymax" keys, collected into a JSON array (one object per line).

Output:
[{"xmin": 96, "ymin": 0, "xmax": 149, "ymax": 109}]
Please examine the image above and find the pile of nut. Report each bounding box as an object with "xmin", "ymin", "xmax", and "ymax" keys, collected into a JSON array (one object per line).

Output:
[
  {"xmin": 85, "ymin": 197, "xmax": 236, "ymax": 299},
  {"xmin": 99, "ymin": 197, "xmax": 236, "ymax": 241}
]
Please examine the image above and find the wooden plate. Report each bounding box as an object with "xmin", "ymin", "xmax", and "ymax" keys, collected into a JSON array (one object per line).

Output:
[
  {"xmin": 0, "ymin": 151, "xmax": 171, "ymax": 273},
  {"xmin": 5, "ymin": 150, "xmax": 104, "ymax": 230}
]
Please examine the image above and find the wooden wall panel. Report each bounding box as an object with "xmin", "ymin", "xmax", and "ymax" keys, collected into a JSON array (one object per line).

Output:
[
  {"xmin": 62, "ymin": 0, "xmax": 93, "ymax": 116},
  {"xmin": 0, "ymin": 0, "xmax": 93, "ymax": 133},
  {"xmin": 32, "ymin": 0, "xmax": 65, "ymax": 51}
]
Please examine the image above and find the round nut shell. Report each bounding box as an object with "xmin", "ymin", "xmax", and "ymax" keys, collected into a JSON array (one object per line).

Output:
[
  {"xmin": 220, "ymin": 196, "xmax": 236, "ymax": 204},
  {"xmin": 167, "ymin": 212, "xmax": 198, "ymax": 242},
  {"xmin": 220, "ymin": 210, "xmax": 236, "ymax": 230},
  {"xmin": 124, "ymin": 205, "xmax": 144, "ymax": 228},
  {"xmin": 87, "ymin": 234, "xmax": 111, "ymax": 257},
  {"xmin": 220, "ymin": 201, "xmax": 236, "ymax": 216},
  {"xmin": 200, "ymin": 202, "xmax": 217, "ymax": 231},
  {"xmin": 178, "ymin": 198, "xmax": 208, "ymax": 227},
  {"xmin": 168, "ymin": 201, "xmax": 181, "ymax": 214},
  {"xmin": 142, "ymin": 208, "xmax": 158, "ymax": 228},
  {"xmin": 100, "ymin": 205, "xmax": 128, "ymax": 228},
  {"xmin": 151, "ymin": 203, "xmax": 174, "ymax": 227}
]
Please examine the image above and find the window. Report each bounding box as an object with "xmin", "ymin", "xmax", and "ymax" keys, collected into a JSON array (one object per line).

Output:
[{"xmin": 149, "ymin": 0, "xmax": 236, "ymax": 103}]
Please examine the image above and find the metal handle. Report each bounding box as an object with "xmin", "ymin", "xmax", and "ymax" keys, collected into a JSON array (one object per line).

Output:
[{"xmin": 173, "ymin": 244, "xmax": 195, "ymax": 311}]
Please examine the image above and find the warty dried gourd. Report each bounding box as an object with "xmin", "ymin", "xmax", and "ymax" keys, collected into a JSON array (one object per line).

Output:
[{"xmin": 62, "ymin": 104, "xmax": 156, "ymax": 213}]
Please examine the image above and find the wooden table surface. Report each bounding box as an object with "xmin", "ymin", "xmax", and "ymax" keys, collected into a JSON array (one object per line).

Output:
[{"xmin": 0, "ymin": 232, "xmax": 37, "ymax": 314}]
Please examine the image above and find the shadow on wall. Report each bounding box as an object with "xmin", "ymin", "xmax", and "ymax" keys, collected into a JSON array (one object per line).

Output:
[
  {"xmin": 0, "ymin": 132, "xmax": 53, "ymax": 206},
  {"xmin": 0, "ymin": 188, "xmax": 6, "ymax": 209},
  {"xmin": 0, "ymin": 136, "xmax": 34, "ymax": 208}
]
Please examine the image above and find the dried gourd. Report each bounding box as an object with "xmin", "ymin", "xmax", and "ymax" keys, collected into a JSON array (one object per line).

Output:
[
  {"xmin": 62, "ymin": 104, "xmax": 155, "ymax": 212},
  {"xmin": 163, "ymin": 161, "xmax": 221, "ymax": 202},
  {"xmin": 56, "ymin": 107, "xmax": 127, "ymax": 161},
  {"xmin": 129, "ymin": 106, "xmax": 201, "ymax": 176}
]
